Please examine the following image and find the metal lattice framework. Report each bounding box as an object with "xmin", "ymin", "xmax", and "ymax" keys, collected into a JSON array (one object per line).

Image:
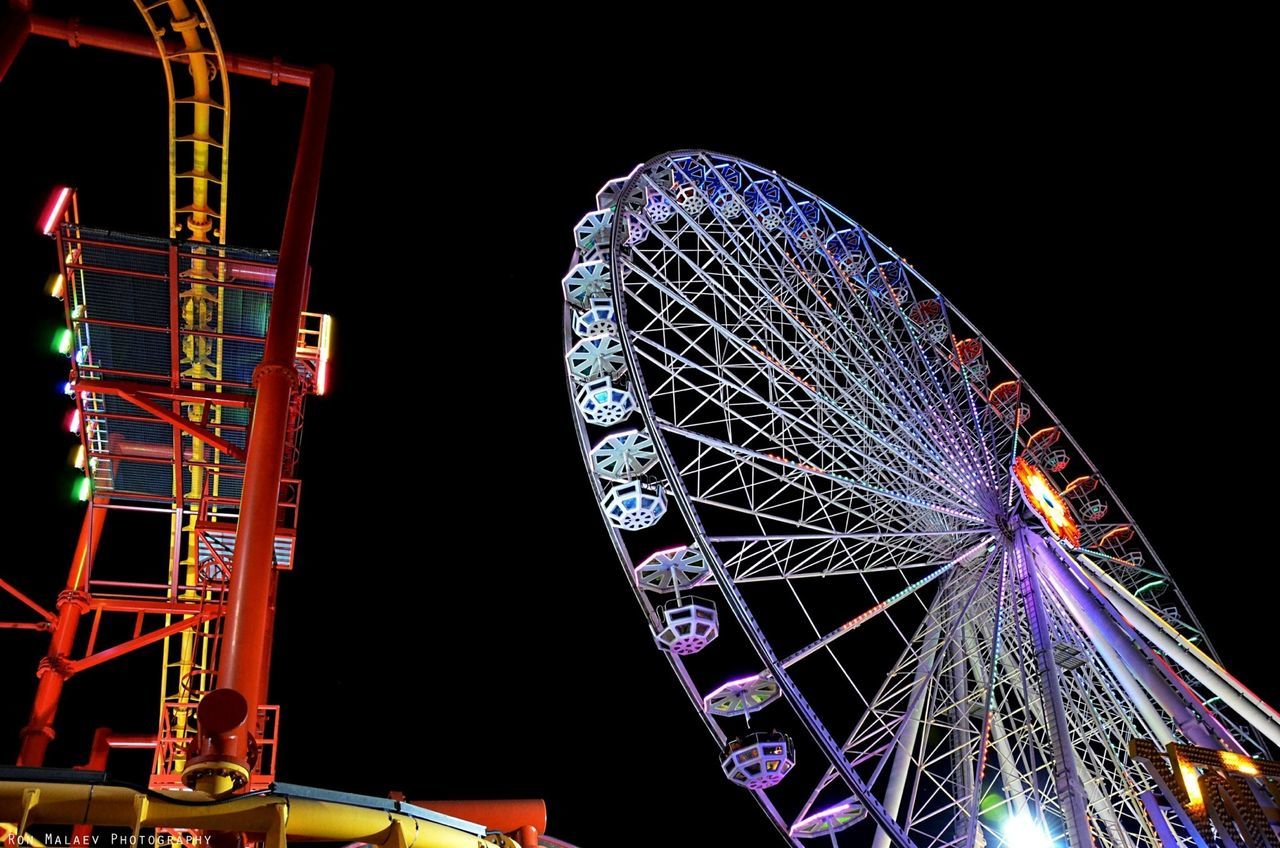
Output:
[{"xmin": 561, "ymin": 152, "xmax": 1280, "ymax": 848}]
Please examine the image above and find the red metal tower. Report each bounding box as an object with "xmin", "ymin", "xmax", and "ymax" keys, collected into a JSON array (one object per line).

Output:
[{"xmin": 0, "ymin": 6, "xmax": 556, "ymax": 847}]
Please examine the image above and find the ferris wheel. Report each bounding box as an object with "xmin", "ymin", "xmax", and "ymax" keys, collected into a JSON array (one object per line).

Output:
[{"xmin": 560, "ymin": 152, "xmax": 1280, "ymax": 848}]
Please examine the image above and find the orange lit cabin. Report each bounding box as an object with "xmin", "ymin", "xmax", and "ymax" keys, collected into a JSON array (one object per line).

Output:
[
  {"xmin": 1095, "ymin": 525, "xmax": 1134, "ymax": 549},
  {"xmin": 1085, "ymin": 525, "xmax": 1146, "ymax": 578},
  {"xmin": 989, "ymin": 381, "xmax": 1030, "ymax": 428},
  {"xmin": 1063, "ymin": 475, "xmax": 1108, "ymax": 522},
  {"xmin": 907, "ymin": 299, "xmax": 948, "ymax": 344},
  {"xmin": 1024, "ymin": 427, "xmax": 1069, "ymax": 473},
  {"xmin": 951, "ymin": 338, "xmax": 990, "ymax": 382}
]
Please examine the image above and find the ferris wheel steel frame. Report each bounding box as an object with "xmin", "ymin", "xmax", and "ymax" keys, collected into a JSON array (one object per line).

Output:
[{"xmin": 562, "ymin": 150, "xmax": 1280, "ymax": 848}]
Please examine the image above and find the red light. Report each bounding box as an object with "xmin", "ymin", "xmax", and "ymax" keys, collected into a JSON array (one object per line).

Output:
[{"xmin": 40, "ymin": 186, "xmax": 72, "ymax": 236}]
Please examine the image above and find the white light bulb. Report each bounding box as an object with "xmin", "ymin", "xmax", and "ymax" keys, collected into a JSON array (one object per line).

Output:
[{"xmin": 1002, "ymin": 814, "xmax": 1054, "ymax": 848}]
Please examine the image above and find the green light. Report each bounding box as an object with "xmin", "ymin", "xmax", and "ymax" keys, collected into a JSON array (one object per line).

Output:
[
  {"xmin": 74, "ymin": 476, "xmax": 91, "ymax": 502},
  {"xmin": 53, "ymin": 327, "xmax": 73, "ymax": 355},
  {"xmin": 980, "ymin": 791, "xmax": 1004, "ymax": 818},
  {"xmin": 1135, "ymin": 579, "xmax": 1166, "ymax": 596}
]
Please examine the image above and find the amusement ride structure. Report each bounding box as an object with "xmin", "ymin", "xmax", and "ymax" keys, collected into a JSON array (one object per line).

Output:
[
  {"xmin": 0, "ymin": 4, "xmax": 567, "ymax": 847},
  {"xmin": 561, "ymin": 152, "xmax": 1280, "ymax": 847}
]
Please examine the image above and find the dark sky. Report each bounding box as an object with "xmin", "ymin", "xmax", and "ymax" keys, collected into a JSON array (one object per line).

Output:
[{"xmin": 0, "ymin": 7, "xmax": 1274, "ymax": 846}]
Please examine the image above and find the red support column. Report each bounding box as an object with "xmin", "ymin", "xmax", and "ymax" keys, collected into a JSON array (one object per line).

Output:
[
  {"xmin": 184, "ymin": 65, "xmax": 333, "ymax": 794},
  {"xmin": 17, "ymin": 500, "xmax": 107, "ymax": 765},
  {"xmin": 0, "ymin": 8, "xmax": 31, "ymax": 82}
]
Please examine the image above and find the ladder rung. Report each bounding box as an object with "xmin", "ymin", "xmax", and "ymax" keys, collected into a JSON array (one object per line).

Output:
[
  {"xmin": 174, "ymin": 97, "xmax": 226, "ymax": 110},
  {"xmin": 177, "ymin": 171, "xmax": 224, "ymax": 185},
  {"xmin": 177, "ymin": 205, "xmax": 224, "ymax": 218},
  {"xmin": 168, "ymin": 47, "xmax": 219, "ymax": 59},
  {"xmin": 177, "ymin": 133, "xmax": 225, "ymax": 148}
]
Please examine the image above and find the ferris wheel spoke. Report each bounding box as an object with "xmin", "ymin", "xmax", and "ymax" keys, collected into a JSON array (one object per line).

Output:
[
  {"xmin": 714, "ymin": 532, "xmax": 992, "ymax": 583},
  {"xmin": 758, "ymin": 177, "xmax": 997, "ymax": 494},
  {"xmin": 961, "ymin": 548, "xmax": 1011, "ymax": 847},
  {"xmin": 641, "ymin": 167, "xmax": 895, "ymax": 382},
  {"xmin": 782, "ymin": 555, "xmax": 999, "ymax": 846},
  {"xmin": 657, "ymin": 419, "xmax": 984, "ymax": 531},
  {"xmin": 667, "ymin": 428, "xmax": 967, "ymax": 541},
  {"xmin": 842, "ymin": 551, "xmax": 999, "ymax": 771},
  {"xmin": 671, "ymin": 430, "xmax": 930, "ymax": 528},
  {"xmin": 624, "ymin": 258, "xmax": 982, "ymax": 503},
  {"xmin": 707, "ymin": 530, "xmax": 994, "ymax": 543},
  {"xmin": 625, "ymin": 210, "xmax": 937, "ymax": 451},
  {"xmin": 626, "ymin": 304, "xmax": 970, "ymax": 507},
  {"xmin": 631, "ymin": 332, "xmax": 981, "ymax": 516},
  {"xmin": 624, "ymin": 205, "xmax": 992, "ymax": 498},
  {"xmin": 841, "ymin": 288, "xmax": 999, "ymax": 498},
  {"xmin": 772, "ymin": 538, "xmax": 993, "ymax": 671}
]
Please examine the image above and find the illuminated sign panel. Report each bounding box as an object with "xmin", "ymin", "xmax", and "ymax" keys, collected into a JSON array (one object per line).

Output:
[{"xmin": 1130, "ymin": 738, "xmax": 1280, "ymax": 847}]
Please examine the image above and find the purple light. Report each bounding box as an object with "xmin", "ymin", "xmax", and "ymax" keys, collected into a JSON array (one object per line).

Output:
[{"xmin": 789, "ymin": 798, "xmax": 867, "ymax": 836}]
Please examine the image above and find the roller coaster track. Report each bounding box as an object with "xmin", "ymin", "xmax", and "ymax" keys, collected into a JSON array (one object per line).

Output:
[
  {"xmin": 133, "ymin": 0, "xmax": 230, "ymax": 245},
  {"xmin": 133, "ymin": 0, "xmax": 233, "ymax": 786}
]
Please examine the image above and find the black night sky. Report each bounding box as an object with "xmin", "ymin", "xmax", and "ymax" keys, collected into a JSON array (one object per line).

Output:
[{"xmin": 1, "ymin": 6, "xmax": 1274, "ymax": 846}]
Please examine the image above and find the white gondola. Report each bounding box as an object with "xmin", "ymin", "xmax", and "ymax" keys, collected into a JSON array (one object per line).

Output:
[
  {"xmin": 790, "ymin": 799, "xmax": 867, "ymax": 839},
  {"xmin": 574, "ymin": 208, "xmax": 613, "ymax": 253},
  {"xmin": 720, "ymin": 731, "xmax": 795, "ymax": 790},
  {"xmin": 595, "ymin": 176, "xmax": 627, "ymax": 210},
  {"xmin": 573, "ymin": 298, "xmax": 617, "ymax": 338},
  {"xmin": 591, "ymin": 429, "xmax": 656, "ymax": 480},
  {"xmin": 575, "ymin": 377, "xmax": 635, "ymax": 427},
  {"xmin": 621, "ymin": 210, "xmax": 649, "ymax": 245},
  {"xmin": 644, "ymin": 186, "xmax": 675, "ymax": 224},
  {"xmin": 601, "ymin": 480, "xmax": 666, "ymax": 531},
  {"xmin": 562, "ymin": 260, "xmax": 610, "ymax": 307},
  {"xmin": 703, "ymin": 674, "xmax": 781, "ymax": 718},
  {"xmin": 673, "ymin": 182, "xmax": 706, "ymax": 216},
  {"xmin": 653, "ymin": 597, "xmax": 717, "ymax": 655},
  {"xmin": 566, "ymin": 333, "xmax": 625, "ymax": 382},
  {"xmin": 633, "ymin": 544, "xmax": 708, "ymax": 593}
]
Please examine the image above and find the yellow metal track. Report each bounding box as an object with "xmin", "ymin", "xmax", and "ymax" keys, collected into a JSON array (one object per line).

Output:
[{"xmin": 132, "ymin": 0, "xmax": 232, "ymax": 786}]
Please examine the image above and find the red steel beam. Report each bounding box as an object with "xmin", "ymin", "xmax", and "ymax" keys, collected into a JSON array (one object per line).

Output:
[
  {"xmin": 87, "ymin": 379, "xmax": 251, "ymax": 408},
  {"xmin": 68, "ymin": 609, "xmax": 216, "ymax": 674},
  {"xmin": 17, "ymin": 501, "xmax": 107, "ymax": 766},
  {"xmin": 0, "ymin": 8, "xmax": 30, "ymax": 82},
  {"xmin": 191, "ymin": 65, "xmax": 334, "ymax": 789},
  {"xmin": 88, "ymin": 598, "xmax": 207, "ymax": 616},
  {"xmin": 101, "ymin": 387, "xmax": 245, "ymax": 460},
  {"xmin": 26, "ymin": 14, "xmax": 314, "ymax": 86},
  {"xmin": 0, "ymin": 576, "xmax": 55, "ymax": 623}
]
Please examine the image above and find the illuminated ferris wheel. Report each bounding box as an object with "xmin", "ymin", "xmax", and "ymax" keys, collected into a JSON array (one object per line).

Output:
[{"xmin": 560, "ymin": 152, "xmax": 1280, "ymax": 848}]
